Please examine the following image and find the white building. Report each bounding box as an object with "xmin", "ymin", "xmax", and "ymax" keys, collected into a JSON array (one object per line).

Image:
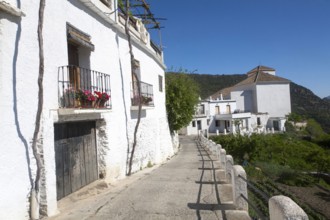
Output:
[
  {"xmin": 183, "ymin": 66, "xmax": 291, "ymax": 135},
  {"xmin": 0, "ymin": 1, "xmax": 175, "ymax": 219}
]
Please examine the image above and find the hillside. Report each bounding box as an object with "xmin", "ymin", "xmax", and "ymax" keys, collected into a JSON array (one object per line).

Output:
[
  {"xmin": 290, "ymin": 83, "xmax": 330, "ymax": 133},
  {"xmin": 166, "ymin": 72, "xmax": 330, "ymax": 133}
]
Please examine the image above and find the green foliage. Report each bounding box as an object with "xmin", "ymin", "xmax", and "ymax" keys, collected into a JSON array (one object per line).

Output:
[
  {"xmin": 147, "ymin": 161, "xmax": 153, "ymax": 168},
  {"xmin": 306, "ymin": 119, "xmax": 327, "ymax": 139},
  {"xmin": 165, "ymin": 72, "xmax": 199, "ymax": 132},
  {"xmin": 287, "ymin": 112, "xmax": 305, "ymax": 123},
  {"xmin": 290, "ymin": 82, "xmax": 330, "ymax": 133},
  {"xmin": 211, "ymin": 133, "xmax": 330, "ymax": 173},
  {"xmin": 186, "ymin": 73, "xmax": 246, "ymax": 99}
]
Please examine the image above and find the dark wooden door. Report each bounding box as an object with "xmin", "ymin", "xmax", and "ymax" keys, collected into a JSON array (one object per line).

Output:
[
  {"xmin": 68, "ymin": 43, "xmax": 81, "ymax": 90},
  {"xmin": 54, "ymin": 121, "xmax": 98, "ymax": 200}
]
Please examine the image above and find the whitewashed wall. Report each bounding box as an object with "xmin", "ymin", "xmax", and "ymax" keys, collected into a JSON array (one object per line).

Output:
[
  {"xmin": 0, "ymin": 2, "xmax": 43, "ymax": 219},
  {"xmin": 230, "ymin": 84, "xmax": 256, "ymax": 113},
  {"xmin": 0, "ymin": 0, "xmax": 174, "ymax": 218},
  {"xmin": 256, "ymin": 83, "xmax": 291, "ymax": 118}
]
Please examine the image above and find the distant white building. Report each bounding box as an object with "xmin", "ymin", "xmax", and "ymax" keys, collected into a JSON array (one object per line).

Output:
[
  {"xmin": 182, "ymin": 66, "xmax": 291, "ymax": 135},
  {"xmin": 0, "ymin": 1, "xmax": 175, "ymax": 219}
]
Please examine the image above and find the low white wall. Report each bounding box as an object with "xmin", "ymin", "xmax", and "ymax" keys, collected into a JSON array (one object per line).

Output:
[{"xmin": 269, "ymin": 195, "xmax": 308, "ymax": 220}]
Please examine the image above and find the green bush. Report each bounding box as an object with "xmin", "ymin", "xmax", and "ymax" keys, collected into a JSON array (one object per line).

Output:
[{"xmin": 211, "ymin": 133, "xmax": 330, "ymax": 173}]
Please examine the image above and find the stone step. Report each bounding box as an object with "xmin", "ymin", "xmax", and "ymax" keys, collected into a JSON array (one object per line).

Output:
[
  {"xmin": 215, "ymin": 169, "xmax": 227, "ymax": 182},
  {"xmin": 218, "ymin": 183, "xmax": 234, "ymax": 203},
  {"xmin": 225, "ymin": 210, "xmax": 251, "ymax": 220}
]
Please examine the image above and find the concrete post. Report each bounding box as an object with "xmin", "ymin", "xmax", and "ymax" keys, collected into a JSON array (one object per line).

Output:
[
  {"xmin": 225, "ymin": 155, "xmax": 233, "ymax": 183},
  {"xmin": 232, "ymin": 165, "xmax": 248, "ymax": 211},
  {"xmin": 216, "ymin": 144, "xmax": 221, "ymax": 159},
  {"xmin": 216, "ymin": 129, "xmax": 219, "ymax": 136},
  {"xmin": 269, "ymin": 195, "xmax": 308, "ymax": 220},
  {"xmin": 220, "ymin": 149, "xmax": 226, "ymax": 169}
]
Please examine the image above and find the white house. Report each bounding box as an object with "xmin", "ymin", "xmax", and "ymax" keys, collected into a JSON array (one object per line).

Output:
[
  {"xmin": 183, "ymin": 66, "xmax": 291, "ymax": 135},
  {"xmin": 0, "ymin": 1, "xmax": 175, "ymax": 219}
]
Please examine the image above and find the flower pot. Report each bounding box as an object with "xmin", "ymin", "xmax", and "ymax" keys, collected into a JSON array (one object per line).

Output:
[
  {"xmin": 75, "ymin": 99, "xmax": 81, "ymax": 108},
  {"xmin": 81, "ymin": 100, "xmax": 94, "ymax": 108},
  {"xmin": 98, "ymin": 100, "xmax": 107, "ymax": 108}
]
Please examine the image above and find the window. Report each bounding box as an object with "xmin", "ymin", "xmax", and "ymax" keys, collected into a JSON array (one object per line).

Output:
[
  {"xmin": 197, "ymin": 120, "xmax": 201, "ymax": 130},
  {"xmin": 66, "ymin": 23, "xmax": 94, "ymax": 90},
  {"xmin": 225, "ymin": 120, "xmax": 230, "ymax": 129},
  {"xmin": 192, "ymin": 121, "xmax": 196, "ymax": 127},
  {"xmin": 207, "ymin": 119, "xmax": 210, "ymax": 125},
  {"xmin": 158, "ymin": 75, "xmax": 163, "ymax": 92},
  {"xmin": 215, "ymin": 120, "xmax": 220, "ymax": 127},
  {"xmin": 200, "ymin": 105, "xmax": 205, "ymax": 114},
  {"xmin": 257, "ymin": 117, "xmax": 261, "ymax": 126},
  {"xmin": 215, "ymin": 106, "xmax": 220, "ymax": 114},
  {"xmin": 132, "ymin": 60, "xmax": 141, "ymax": 96},
  {"xmin": 226, "ymin": 104, "xmax": 231, "ymax": 114}
]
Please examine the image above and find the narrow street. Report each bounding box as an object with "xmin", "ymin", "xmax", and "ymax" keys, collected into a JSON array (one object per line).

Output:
[{"xmin": 49, "ymin": 136, "xmax": 244, "ymax": 220}]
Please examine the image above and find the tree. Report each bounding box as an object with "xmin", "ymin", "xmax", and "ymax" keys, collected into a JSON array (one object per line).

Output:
[
  {"xmin": 30, "ymin": 0, "xmax": 46, "ymax": 219},
  {"xmin": 166, "ymin": 72, "xmax": 199, "ymax": 132},
  {"xmin": 123, "ymin": 0, "xmax": 142, "ymax": 176},
  {"xmin": 306, "ymin": 118, "xmax": 326, "ymax": 140}
]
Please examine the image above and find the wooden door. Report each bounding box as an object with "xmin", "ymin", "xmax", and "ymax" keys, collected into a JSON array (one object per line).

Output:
[
  {"xmin": 215, "ymin": 106, "xmax": 220, "ymax": 114},
  {"xmin": 54, "ymin": 121, "xmax": 98, "ymax": 200},
  {"xmin": 68, "ymin": 43, "xmax": 81, "ymax": 90},
  {"xmin": 226, "ymin": 105, "xmax": 231, "ymax": 114}
]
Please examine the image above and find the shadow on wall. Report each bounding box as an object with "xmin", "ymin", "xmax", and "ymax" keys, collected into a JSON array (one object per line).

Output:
[
  {"xmin": 131, "ymin": 109, "xmax": 146, "ymax": 119},
  {"xmin": 115, "ymin": 34, "xmax": 130, "ymax": 175},
  {"xmin": 9, "ymin": 3, "xmax": 34, "ymax": 189}
]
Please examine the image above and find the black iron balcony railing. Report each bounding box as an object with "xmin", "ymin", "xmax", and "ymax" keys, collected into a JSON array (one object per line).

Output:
[
  {"xmin": 58, "ymin": 65, "xmax": 111, "ymax": 109},
  {"xmin": 131, "ymin": 81, "xmax": 154, "ymax": 107},
  {"xmin": 150, "ymin": 40, "xmax": 162, "ymax": 57}
]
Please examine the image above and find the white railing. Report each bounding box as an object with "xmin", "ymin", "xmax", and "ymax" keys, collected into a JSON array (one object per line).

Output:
[{"xmin": 198, "ymin": 132, "xmax": 308, "ymax": 220}]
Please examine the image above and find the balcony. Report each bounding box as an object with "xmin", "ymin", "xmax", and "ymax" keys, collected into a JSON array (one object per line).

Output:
[
  {"xmin": 215, "ymin": 111, "xmax": 251, "ymax": 120},
  {"xmin": 131, "ymin": 81, "xmax": 154, "ymax": 109},
  {"xmin": 58, "ymin": 65, "xmax": 111, "ymax": 110},
  {"xmin": 194, "ymin": 109, "xmax": 209, "ymax": 117}
]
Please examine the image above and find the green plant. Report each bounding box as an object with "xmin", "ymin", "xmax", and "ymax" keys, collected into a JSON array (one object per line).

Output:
[
  {"xmin": 147, "ymin": 161, "xmax": 153, "ymax": 168},
  {"xmin": 165, "ymin": 71, "xmax": 199, "ymax": 132}
]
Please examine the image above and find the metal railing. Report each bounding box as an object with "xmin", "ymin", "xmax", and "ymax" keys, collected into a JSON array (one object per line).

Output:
[
  {"xmin": 238, "ymin": 174, "xmax": 269, "ymax": 220},
  {"xmin": 131, "ymin": 81, "xmax": 154, "ymax": 107},
  {"xmin": 150, "ymin": 40, "xmax": 162, "ymax": 57},
  {"xmin": 58, "ymin": 65, "xmax": 111, "ymax": 109}
]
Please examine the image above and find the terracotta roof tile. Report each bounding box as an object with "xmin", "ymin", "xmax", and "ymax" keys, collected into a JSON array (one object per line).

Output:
[
  {"xmin": 210, "ymin": 66, "xmax": 290, "ymax": 100},
  {"xmin": 247, "ymin": 65, "xmax": 275, "ymax": 75},
  {"xmin": 210, "ymin": 86, "xmax": 233, "ymax": 100}
]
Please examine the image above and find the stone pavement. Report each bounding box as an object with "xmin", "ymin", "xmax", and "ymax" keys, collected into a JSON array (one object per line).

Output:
[{"xmin": 48, "ymin": 136, "xmax": 249, "ymax": 220}]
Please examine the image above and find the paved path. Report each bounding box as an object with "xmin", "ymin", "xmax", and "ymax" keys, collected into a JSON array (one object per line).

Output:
[{"xmin": 49, "ymin": 136, "xmax": 247, "ymax": 220}]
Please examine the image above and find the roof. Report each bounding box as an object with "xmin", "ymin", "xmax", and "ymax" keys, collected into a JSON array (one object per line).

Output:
[
  {"xmin": 210, "ymin": 86, "xmax": 234, "ymax": 100},
  {"xmin": 234, "ymin": 71, "xmax": 290, "ymax": 87},
  {"xmin": 210, "ymin": 66, "xmax": 290, "ymax": 99},
  {"xmin": 247, "ymin": 65, "xmax": 275, "ymax": 75}
]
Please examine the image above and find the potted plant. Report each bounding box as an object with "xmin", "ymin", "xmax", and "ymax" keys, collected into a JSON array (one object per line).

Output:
[
  {"xmin": 62, "ymin": 88, "xmax": 76, "ymax": 107},
  {"xmin": 142, "ymin": 96, "xmax": 152, "ymax": 105},
  {"xmin": 94, "ymin": 91, "xmax": 110, "ymax": 108},
  {"xmin": 76, "ymin": 89, "xmax": 96, "ymax": 108}
]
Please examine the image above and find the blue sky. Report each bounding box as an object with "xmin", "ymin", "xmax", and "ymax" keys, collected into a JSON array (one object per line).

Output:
[{"xmin": 147, "ymin": 0, "xmax": 330, "ymax": 98}]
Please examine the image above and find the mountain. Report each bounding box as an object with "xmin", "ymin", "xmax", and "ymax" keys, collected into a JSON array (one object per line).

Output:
[
  {"xmin": 166, "ymin": 72, "xmax": 330, "ymax": 133},
  {"xmin": 324, "ymin": 96, "xmax": 330, "ymax": 101}
]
